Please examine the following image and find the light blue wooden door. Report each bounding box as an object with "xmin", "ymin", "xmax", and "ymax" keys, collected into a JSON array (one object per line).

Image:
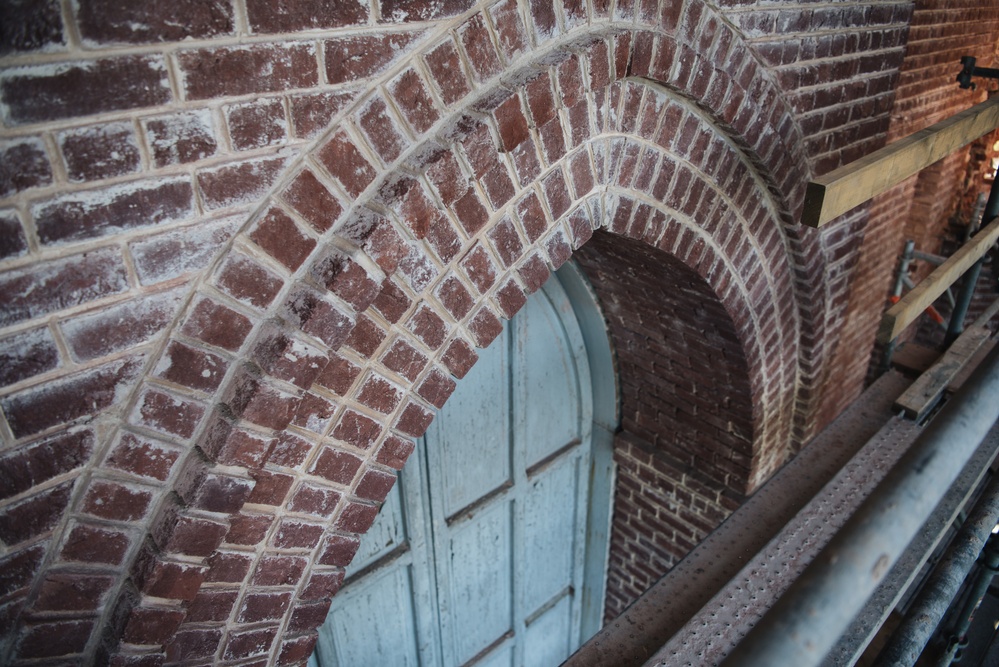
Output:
[{"xmin": 313, "ymin": 269, "xmax": 606, "ymax": 667}]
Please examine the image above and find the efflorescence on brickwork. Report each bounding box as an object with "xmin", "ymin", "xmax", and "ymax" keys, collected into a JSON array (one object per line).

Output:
[{"xmin": 0, "ymin": 0, "xmax": 953, "ymax": 663}]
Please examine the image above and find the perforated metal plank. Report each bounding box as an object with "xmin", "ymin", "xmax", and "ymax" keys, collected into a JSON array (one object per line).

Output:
[
  {"xmin": 565, "ymin": 371, "xmax": 914, "ymax": 667},
  {"xmin": 821, "ymin": 421, "xmax": 999, "ymax": 666},
  {"xmin": 644, "ymin": 416, "xmax": 922, "ymax": 667}
]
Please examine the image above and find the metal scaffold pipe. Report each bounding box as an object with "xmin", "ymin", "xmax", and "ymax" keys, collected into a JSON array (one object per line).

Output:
[{"xmin": 722, "ymin": 344, "xmax": 999, "ymax": 667}]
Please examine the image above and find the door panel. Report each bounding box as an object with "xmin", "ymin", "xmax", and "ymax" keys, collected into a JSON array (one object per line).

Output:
[
  {"xmin": 523, "ymin": 595, "xmax": 572, "ymax": 667},
  {"xmin": 521, "ymin": 457, "xmax": 579, "ymax": 613}
]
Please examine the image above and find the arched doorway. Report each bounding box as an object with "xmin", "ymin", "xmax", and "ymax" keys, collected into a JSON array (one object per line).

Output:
[{"xmin": 311, "ymin": 262, "xmax": 617, "ymax": 666}]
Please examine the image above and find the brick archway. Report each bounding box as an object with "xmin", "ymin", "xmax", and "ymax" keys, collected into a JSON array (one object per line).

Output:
[{"xmin": 0, "ymin": 3, "xmax": 831, "ymax": 664}]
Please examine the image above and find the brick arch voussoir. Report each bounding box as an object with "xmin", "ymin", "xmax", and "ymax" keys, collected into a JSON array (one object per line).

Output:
[{"xmin": 49, "ymin": 11, "xmax": 817, "ymax": 665}]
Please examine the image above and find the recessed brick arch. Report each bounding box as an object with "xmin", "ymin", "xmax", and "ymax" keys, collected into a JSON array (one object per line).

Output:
[{"xmin": 0, "ymin": 3, "xmax": 833, "ymax": 664}]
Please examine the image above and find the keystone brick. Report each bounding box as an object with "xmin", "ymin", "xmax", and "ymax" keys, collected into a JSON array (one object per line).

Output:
[
  {"xmin": 247, "ymin": 0, "xmax": 368, "ymax": 33},
  {"xmin": 0, "ymin": 137, "xmax": 52, "ymax": 197},
  {"xmin": 1, "ymin": 355, "xmax": 143, "ymax": 438},
  {"xmin": 177, "ymin": 43, "xmax": 318, "ymax": 100},
  {"xmin": 58, "ymin": 121, "xmax": 141, "ymax": 183},
  {"xmin": 34, "ymin": 177, "xmax": 194, "ymax": 246},
  {"xmin": 0, "ymin": 430, "xmax": 93, "ymax": 500},
  {"xmin": 0, "ymin": 325, "xmax": 60, "ymax": 386},
  {"xmin": 62, "ymin": 287, "xmax": 183, "ymax": 362},
  {"xmin": 143, "ymin": 110, "xmax": 217, "ymax": 167},
  {"xmin": 0, "ymin": 0, "xmax": 63, "ymax": 55},
  {"xmin": 0, "ymin": 481, "xmax": 72, "ymax": 545},
  {"xmin": 0, "ymin": 55, "xmax": 171, "ymax": 124},
  {"xmin": 250, "ymin": 206, "xmax": 317, "ymax": 271},
  {"xmin": 75, "ymin": 0, "xmax": 233, "ymax": 44}
]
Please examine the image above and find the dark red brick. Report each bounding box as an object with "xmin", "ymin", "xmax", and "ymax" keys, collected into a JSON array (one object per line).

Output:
[
  {"xmin": 177, "ymin": 43, "xmax": 318, "ymax": 100},
  {"xmin": 106, "ymin": 432, "xmax": 181, "ymax": 481},
  {"xmin": 273, "ymin": 519, "xmax": 324, "ymax": 548},
  {"xmin": 1, "ymin": 355, "xmax": 142, "ymax": 438},
  {"xmin": 62, "ymin": 287, "xmax": 182, "ymax": 362},
  {"xmin": 226, "ymin": 97, "xmax": 287, "ymax": 151},
  {"xmin": 247, "ymin": 470, "xmax": 294, "ymax": 506},
  {"xmin": 355, "ymin": 467, "xmax": 397, "ymax": 503},
  {"xmin": 373, "ymin": 279, "xmax": 412, "ymax": 323},
  {"xmin": 436, "ymin": 275, "xmax": 475, "ymax": 319},
  {"xmin": 390, "ymin": 67, "xmax": 440, "ymax": 135},
  {"xmin": 186, "ymin": 589, "xmax": 239, "ymax": 622},
  {"xmin": 380, "ymin": 338, "xmax": 428, "ymax": 382},
  {"xmin": 81, "ymin": 479, "xmax": 152, "ymax": 521},
  {"xmin": 59, "ymin": 121, "xmax": 140, "ymax": 182},
  {"xmin": 247, "ymin": 0, "xmax": 367, "ymax": 33},
  {"xmin": 143, "ymin": 110, "xmax": 217, "ymax": 167},
  {"xmin": 239, "ymin": 591, "xmax": 292, "ymax": 623},
  {"xmin": 184, "ymin": 470, "xmax": 255, "ymax": 514},
  {"xmin": 324, "ymin": 31, "xmax": 423, "ymax": 84},
  {"xmin": 34, "ymin": 177, "xmax": 193, "ymax": 246},
  {"xmin": 131, "ymin": 387, "xmax": 205, "ymax": 439},
  {"xmin": 154, "ymin": 513, "xmax": 228, "ymax": 557},
  {"xmin": 223, "ymin": 626, "xmax": 278, "ymax": 660},
  {"xmin": 226, "ymin": 513, "xmax": 273, "ymax": 545},
  {"xmin": 0, "ymin": 481, "xmax": 72, "ymax": 545},
  {"xmin": 288, "ymin": 483, "xmax": 342, "ymax": 517},
  {"xmin": 181, "ymin": 297, "xmax": 253, "ymax": 352},
  {"xmin": 417, "ymin": 367, "xmax": 457, "ymax": 409},
  {"xmin": 201, "ymin": 419, "xmax": 272, "ymax": 468},
  {"xmin": 442, "ymin": 336, "xmax": 478, "ymax": 379},
  {"xmin": 206, "ymin": 551, "xmax": 253, "ymax": 583},
  {"xmin": 156, "ymin": 340, "xmax": 227, "ymax": 393},
  {"xmin": 76, "ymin": 0, "xmax": 232, "ymax": 44},
  {"xmin": 331, "ymin": 409, "xmax": 382, "ymax": 450},
  {"xmin": 425, "ymin": 38, "xmax": 471, "ymax": 106},
  {"xmin": 496, "ymin": 278, "xmax": 528, "ymax": 318},
  {"xmin": 59, "ymin": 522, "xmax": 131, "ymax": 565},
  {"xmin": 344, "ymin": 314, "xmax": 386, "ymax": 357},
  {"xmin": 288, "ymin": 599, "xmax": 331, "ymax": 633},
  {"xmin": 488, "ymin": 216, "xmax": 525, "ymax": 267},
  {"xmin": 468, "ymin": 306, "xmax": 505, "ymax": 347},
  {"xmin": 546, "ymin": 227, "xmax": 573, "ymax": 269},
  {"xmin": 121, "ymin": 605, "xmax": 186, "ymax": 645},
  {"xmin": 165, "ymin": 627, "xmax": 223, "ymax": 662},
  {"xmin": 315, "ymin": 354, "xmax": 360, "ymax": 397},
  {"xmin": 282, "ymin": 168, "xmax": 343, "ymax": 233},
  {"xmin": 519, "ymin": 252, "xmax": 552, "ymax": 293},
  {"xmin": 311, "ymin": 446, "xmax": 363, "ymax": 485},
  {"xmin": 0, "ymin": 430, "xmax": 92, "ymax": 500},
  {"xmin": 225, "ymin": 371, "xmax": 300, "ymax": 431},
  {"xmin": 356, "ymin": 373, "xmax": 403, "ymax": 414},
  {"xmin": 252, "ymin": 554, "xmax": 307, "ymax": 586},
  {"xmin": 334, "ymin": 500, "xmax": 379, "ymax": 532},
  {"xmin": 129, "ymin": 216, "xmax": 239, "ymax": 286},
  {"xmin": 0, "ymin": 325, "xmax": 59, "ymax": 386},
  {"xmin": 461, "ymin": 243, "xmax": 498, "ymax": 293},
  {"xmin": 407, "ymin": 304, "xmax": 448, "ymax": 349},
  {"xmin": 381, "ymin": 0, "xmax": 474, "ymax": 22},
  {"xmin": 311, "ymin": 251, "xmax": 382, "ymax": 312},
  {"xmin": 494, "ymin": 94, "xmax": 531, "ymax": 151},
  {"xmin": 250, "ymin": 206, "xmax": 317, "ymax": 271},
  {"xmin": 517, "ymin": 190, "xmax": 549, "ymax": 242},
  {"xmin": 459, "ymin": 14, "xmax": 501, "ymax": 82},
  {"xmin": 17, "ymin": 619, "xmax": 93, "ymax": 659},
  {"xmin": 0, "ymin": 0, "xmax": 63, "ymax": 55},
  {"xmin": 317, "ymin": 130, "xmax": 377, "ymax": 199},
  {"xmin": 251, "ymin": 326, "xmax": 327, "ymax": 389},
  {"xmin": 197, "ymin": 154, "xmax": 288, "ymax": 211},
  {"xmin": 34, "ymin": 572, "xmax": 114, "ymax": 612},
  {"xmin": 284, "ymin": 287, "xmax": 356, "ymax": 349},
  {"xmin": 302, "ymin": 568, "xmax": 345, "ymax": 598},
  {"xmin": 290, "ymin": 90, "xmax": 357, "ymax": 139},
  {"xmin": 375, "ymin": 434, "xmax": 415, "ymax": 470},
  {"xmin": 1, "ymin": 55, "xmax": 171, "ymax": 124},
  {"xmin": 0, "ymin": 211, "xmax": 27, "ymax": 260},
  {"xmin": 216, "ymin": 254, "xmax": 283, "ymax": 311},
  {"xmin": 280, "ymin": 634, "xmax": 319, "ymax": 664},
  {"xmin": 0, "ymin": 137, "xmax": 52, "ymax": 197},
  {"xmin": 358, "ymin": 96, "xmax": 408, "ymax": 163}
]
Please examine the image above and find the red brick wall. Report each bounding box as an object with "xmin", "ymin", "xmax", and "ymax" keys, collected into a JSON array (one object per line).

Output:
[{"xmin": 1, "ymin": 0, "xmax": 986, "ymax": 664}]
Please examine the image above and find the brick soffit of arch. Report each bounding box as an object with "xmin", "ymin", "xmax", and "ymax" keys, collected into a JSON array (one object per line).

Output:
[{"xmin": 3, "ymin": 6, "xmax": 829, "ymax": 666}]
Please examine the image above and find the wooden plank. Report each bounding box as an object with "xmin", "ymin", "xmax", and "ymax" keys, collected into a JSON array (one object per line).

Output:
[
  {"xmin": 948, "ymin": 339, "xmax": 997, "ymax": 394},
  {"xmin": 893, "ymin": 325, "xmax": 992, "ymax": 421},
  {"xmin": 889, "ymin": 341, "xmax": 941, "ymax": 376},
  {"xmin": 802, "ymin": 96, "xmax": 999, "ymax": 228},
  {"xmin": 876, "ymin": 215, "xmax": 999, "ymax": 344}
]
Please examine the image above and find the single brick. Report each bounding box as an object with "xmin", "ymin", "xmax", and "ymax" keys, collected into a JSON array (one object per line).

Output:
[
  {"xmin": 142, "ymin": 109, "xmax": 217, "ymax": 167},
  {"xmin": 199, "ymin": 417, "xmax": 272, "ymax": 468},
  {"xmin": 417, "ymin": 367, "xmax": 457, "ymax": 409},
  {"xmin": 330, "ymin": 410, "xmax": 382, "ymax": 451},
  {"xmin": 165, "ymin": 627, "xmax": 224, "ymax": 662},
  {"xmin": 495, "ymin": 278, "xmax": 528, "ymax": 318},
  {"xmin": 131, "ymin": 387, "xmax": 206, "ymax": 439},
  {"xmin": 16, "ymin": 619, "xmax": 94, "ymax": 659},
  {"xmin": 247, "ymin": 0, "xmax": 368, "ymax": 33},
  {"xmin": 251, "ymin": 326, "xmax": 327, "ymax": 389},
  {"xmin": 0, "ymin": 481, "xmax": 73, "ymax": 545},
  {"xmin": 397, "ymin": 245, "xmax": 439, "ymax": 293},
  {"xmin": 0, "ymin": 0, "xmax": 63, "ymax": 56},
  {"xmin": 0, "ymin": 55, "xmax": 171, "ymax": 124},
  {"xmin": 344, "ymin": 314, "xmax": 386, "ymax": 357},
  {"xmin": 75, "ymin": 0, "xmax": 233, "ymax": 44},
  {"xmin": 33, "ymin": 177, "xmax": 194, "ymax": 246},
  {"xmin": 183, "ymin": 470, "xmax": 255, "ymax": 514},
  {"xmin": 238, "ymin": 591, "xmax": 292, "ymax": 623},
  {"xmin": 0, "ymin": 325, "xmax": 60, "ymax": 386},
  {"xmin": 225, "ymin": 370, "xmax": 300, "ymax": 431},
  {"xmin": 223, "ymin": 626, "xmax": 278, "ymax": 661},
  {"xmin": 185, "ymin": 589, "xmax": 239, "ymax": 623},
  {"xmin": 489, "ymin": 215, "xmax": 525, "ymax": 267},
  {"xmin": 284, "ymin": 287, "xmax": 356, "ymax": 349},
  {"xmin": 0, "ymin": 430, "xmax": 93, "ymax": 500},
  {"xmin": 81, "ymin": 478, "xmax": 153, "ymax": 521},
  {"xmin": 288, "ymin": 483, "xmax": 342, "ymax": 517},
  {"xmin": 460, "ymin": 243, "xmax": 498, "ymax": 294},
  {"xmin": 390, "ymin": 67, "xmax": 440, "ymax": 135},
  {"xmin": 358, "ymin": 96, "xmax": 408, "ymax": 163},
  {"xmin": 468, "ymin": 306, "xmax": 505, "ymax": 347},
  {"xmin": 0, "ymin": 249, "xmax": 104, "ymax": 337},
  {"xmin": 293, "ymin": 397, "xmax": 336, "ymax": 440},
  {"xmin": 459, "ymin": 14, "xmax": 501, "ymax": 82},
  {"xmin": 252, "ymin": 554, "xmax": 307, "ymax": 586},
  {"xmin": 226, "ymin": 513, "xmax": 273, "ymax": 545},
  {"xmin": 225, "ymin": 97, "xmax": 288, "ymax": 151},
  {"xmin": 489, "ymin": 0, "xmax": 527, "ymax": 60},
  {"xmin": 0, "ymin": 137, "xmax": 52, "ymax": 197},
  {"xmin": 436, "ymin": 275, "xmax": 474, "ymax": 320},
  {"xmin": 139, "ymin": 557, "xmax": 206, "ymax": 600},
  {"xmin": 0, "ymin": 210, "xmax": 27, "ymax": 260},
  {"xmin": 375, "ymin": 434, "xmax": 416, "ymax": 469},
  {"xmin": 273, "ymin": 519, "xmax": 324, "ymax": 549},
  {"xmin": 280, "ymin": 635, "xmax": 320, "ymax": 664},
  {"xmin": 302, "ymin": 568, "xmax": 345, "ymax": 598},
  {"xmin": 154, "ymin": 340, "xmax": 227, "ymax": 393},
  {"xmin": 59, "ymin": 522, "xmax": 131, "ymax": 565},
  {"xmin": 58, "ymin": 121, "xmax": 141, "ymax": 183},
  {"xmin": 197, "ymin": 154, "xmax": 289, "ymax": 211},
  {"xmin": 355, "ymin": 467, "xmax": 397, "ymax": 502},
  {"xmin": 316, "ymin": 130, "xmax": 377, "ymax": 199},
  {"xmin": 325, "ymin": 31, "xmax": 423, "ymax": 84},
  {"xmin": 316, "ymin": 353, "xmax": 361, "ymax": 396},
  {"xmin": 247, "ymin": 469, "xmax": 294, "ymax": 506},
  {"xmin": 61, "ymin": 287, "xmax": 183, "ymax": 362},
  {"xmin": 318, "ymin": 534, "xmax": 360, "ymax": 567},
  {"xmin": 106, "ymin": 432, "xmax": 181, "ymax": 481},
  {"xmin": 180, "ymin": 296, "xmax": 254, "ymax": 352},
  {"xmin": 334, "ymin": 500, "xmax": 379, "ymax": 532},
  {"xmin": 267, "ymin": 431, "xmax": 313, "ymax": 469},
  {"xmin": 425, "ymin": 38, "xmax": 471, "ymax": 106},
  {"xmin": 452, "ymin": 188, "xmax": 490, "ymax": 235},
  {"xmin": 34, "ymin": 572, "xmax": 115, "ymax": 612},
  {"xmin": 373, "ymin": 278, "xmax": 412, "ymax": 323},
  {"xmin": 0, "ymin": 544, "xmax": 46, "ymax": 598},
  {"xmin": 177, "ymin": 43, "xmax": 318, "ymax": 100},
  {"xmin": 129, "ymin": 215, "xmax": 240, "ymax": 286},
  {"xmin": 215, "ymin": 253, "xmax": 284, "ymax": 311},
  {"xmin": 288, "ymin": 599, "xmax": 332, "ymax": 633},
  {"xmin": 519, "ymin": 252, "xmax": 552, "ymax": 293},
  {"xmin": 356, "ymin": 373, "xmax": 403, "ymax": 414},
  {"xmin": 311, "ymin": 251, "xmax": 382, "ymax": 313},
  {"xmin": 517, "ymin": 190, "xmax": 549, "ymax": 242},
  {"xmin": 290, "ymin": 90, "xmax": 357, "ymax": 139},
  {"xmin": 250, "ymin": 206, "xmax": 317, "ymax": 271},
  {"xmin": 121, "ymin": 605, "xmax": 187, "ymax": 646},
  {"xmin": 381, "ymin": 0, "xmax": 474, "ymax": 22},
  {"xmin": 1, "ymin": 355, "xmax": 143, "ymax": 438}
]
